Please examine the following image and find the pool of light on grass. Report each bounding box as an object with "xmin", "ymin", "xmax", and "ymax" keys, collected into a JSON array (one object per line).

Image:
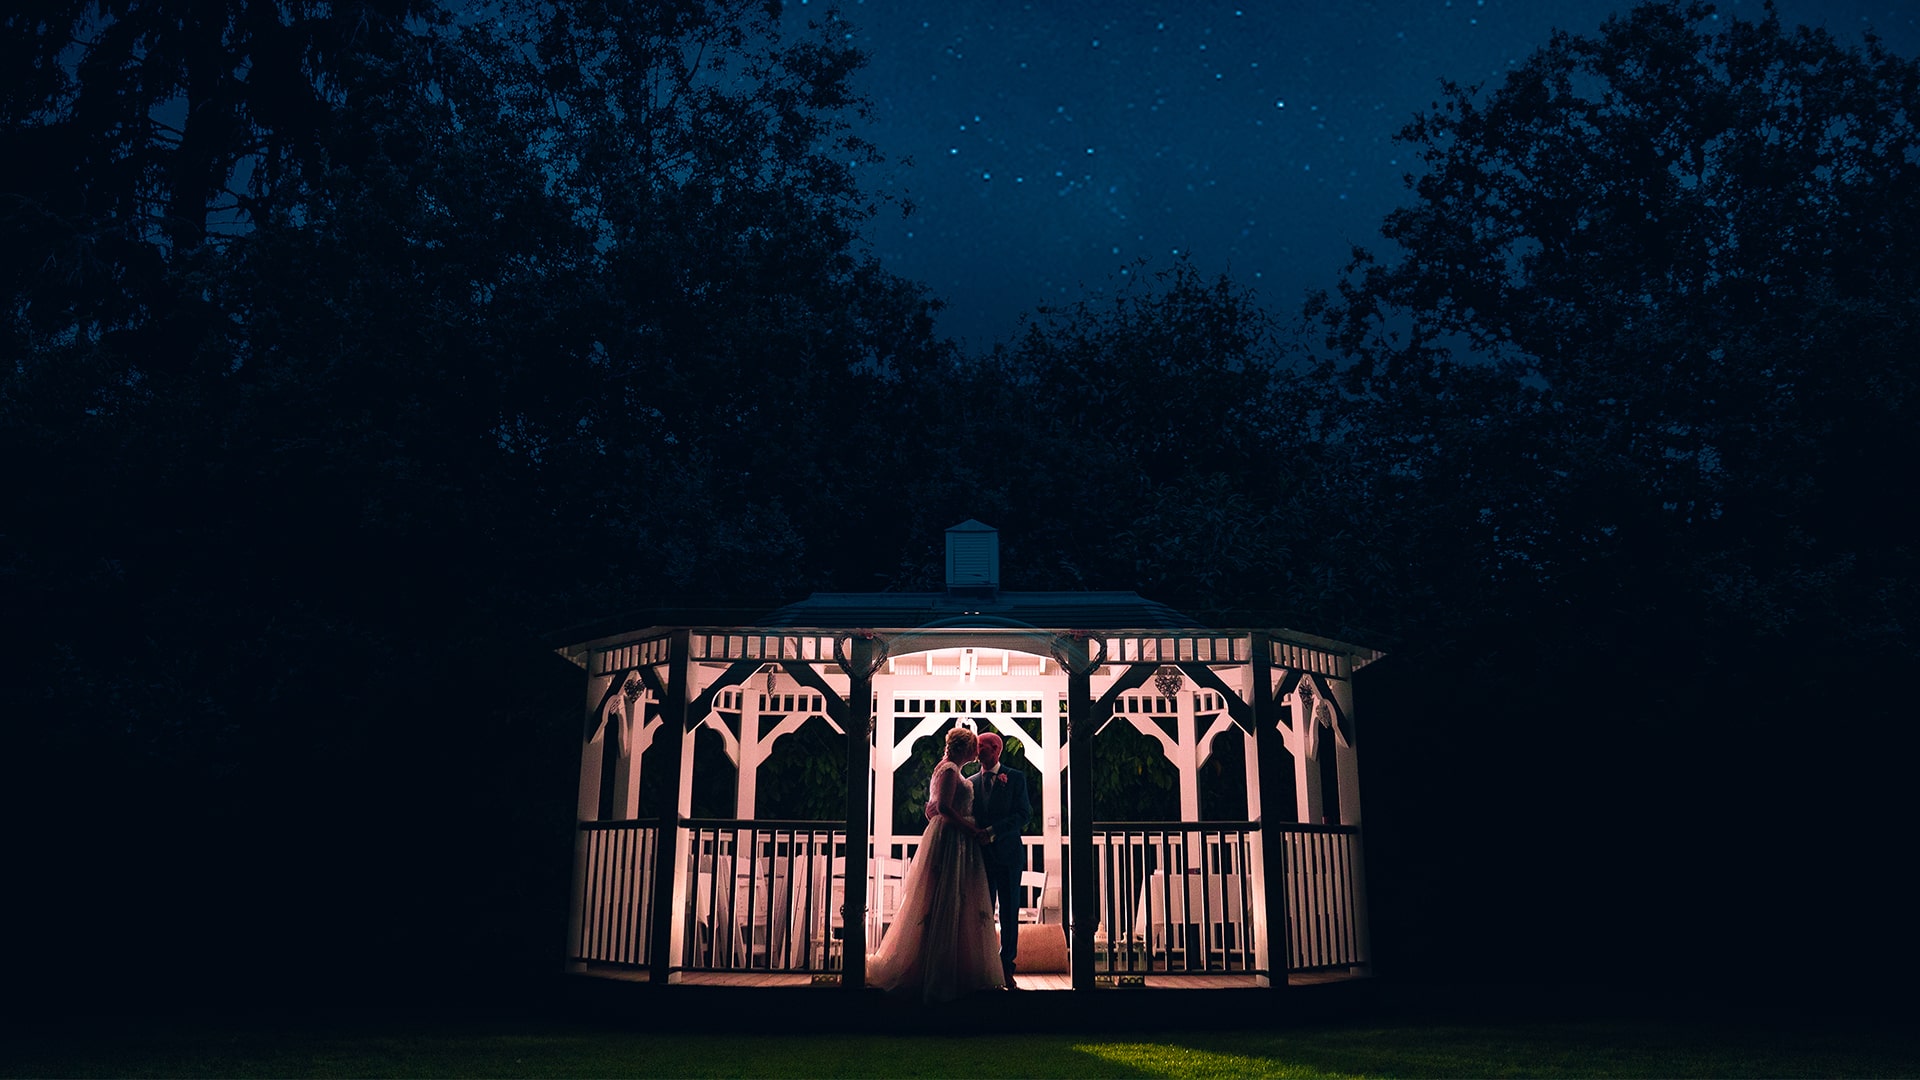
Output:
[{"xmin": 1071, "ymin": 1041, "xmax": 1354, "ymax": 1079}]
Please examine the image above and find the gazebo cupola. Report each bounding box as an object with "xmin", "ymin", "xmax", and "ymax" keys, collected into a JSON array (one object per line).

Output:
[
  {"xmin": 944, "ymin": 518, "xmax": 1000, "ymax": 600},
  {"xmin": 556, "ymin": 521, "xmax": 1380, "ymax": 994}
]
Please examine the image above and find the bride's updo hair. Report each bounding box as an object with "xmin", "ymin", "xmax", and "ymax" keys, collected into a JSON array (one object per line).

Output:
[{"xmin": 944, "ymin": 726, "xmax": 977, "ymax": 759}]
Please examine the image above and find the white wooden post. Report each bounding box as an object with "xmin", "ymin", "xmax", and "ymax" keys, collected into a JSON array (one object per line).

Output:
[
  {"xmin": 1176, "ymin": 682, "xmax": 1201, "ymax": 824},
  {"xmin": 577, "ymin": 667, "xmax": 612, "ymax": 822},
  {"xmin": 1327, "ymin": 679, "xmax": 1360, "ymax": 827},
  {"xmin": 735, "ymin": 685, "xmax": 761, "ymax": 820},
  {"xmin": 839, "ymin": 637, "xmax": 879, "ymax": 990},
  {"xmin": 733, "ymin": 679, "xmax": 761, "ymax": 966},
  {"xmin": 1175, "ymin": 676, "xmax": 1202, "ymax": 966},
  {"xmin": 676, "ymin": 718, "xmax": 697, "ymax": 826},
  {"xmin": 1242, "ymin": 734, "xmax": 1262, "ymax": 821},
  {"xmin": 1328, "ymin": 674, "xmax": 1371, "ymax": 968},
  {"xmin": 618, "ymin": 691, "xmax": 644, "ymax": 820},
  {"xmin": 1040, "ymin": 683, "xmax": 1063, "ymax": 921},
  {"xmin": 1248, "ymin": 635, "xmax": 1290, "ymax": 990},
  {"xmin": 568, "ymin": 664, "xmax": 615, "ymax": 966},
  {"xmin": 871, "ymin": 674, "xmax": 895, "ymax": 878},
  {"xmin": 647, "ymin": 632, "xmax": 694, "ymax": 984},
  {"xmin": 1290, "ymin": 678, "xmax": 1324, "ymax": 825},
  {"xmin": 1220, "ymin": 664, "xmax": 1259, "ymax": 822},
  {"xmin": 1064, "ymin": 644, "xmax": 1097, "ymax": 990}
]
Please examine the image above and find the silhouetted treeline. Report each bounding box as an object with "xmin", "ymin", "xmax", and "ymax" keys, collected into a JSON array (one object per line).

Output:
[{"xmin": 3, "ymin": 1, "xmax": 1912, "ymax": 1009}]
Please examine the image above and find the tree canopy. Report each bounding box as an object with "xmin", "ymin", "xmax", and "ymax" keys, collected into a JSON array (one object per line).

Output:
[
  {"xmin": 2, "ymin": 0, "xmax": 951, "ymax": 1002},
  {"xmin": 1304, "ymin": 0, "xmax": 1917, "ymax": 985},
  {"xmin": 4, "ymin": 0, "xmax": 1912, "ymax": 1004},
  {"xmin": 1310, "ymin": 0, "xmax": 1919, "ymax": 657}
]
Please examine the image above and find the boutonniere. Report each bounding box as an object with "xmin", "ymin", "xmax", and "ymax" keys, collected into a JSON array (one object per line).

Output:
[{"xmin": 995, "ymin": 773, "xmax": 1009, "ymax": 785}]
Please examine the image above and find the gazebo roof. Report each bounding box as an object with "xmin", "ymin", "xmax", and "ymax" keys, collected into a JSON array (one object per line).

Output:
[
  {"xmin": 548, "ymin": 520, "xmax": 1381, "ymax": 669},
  {"xmin": 550, "ymin": 593, "xmax": 1383, "ymax": 672},
  {"xmin": 758, "ymin": 590, "xmax": 1195, "ymax": 630}
]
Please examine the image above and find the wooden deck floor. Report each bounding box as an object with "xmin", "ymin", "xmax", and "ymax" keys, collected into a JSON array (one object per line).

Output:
[
  {"xmin": 567, "ymin": 962, "xmax": 1373, "ymax": 1032},
  {"xmin": 577, "ymin": 965, "xmax": 1363, "ymax": 990}
]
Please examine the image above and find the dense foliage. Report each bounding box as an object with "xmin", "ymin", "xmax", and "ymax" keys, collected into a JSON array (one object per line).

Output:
[
  {"xmin": 1304, "ymin": 0, "xmax": 1917, "ymax": 984},
  {"xmin": 4, "ymin": 0, "xmax": 1911, "ymax": 1004}
]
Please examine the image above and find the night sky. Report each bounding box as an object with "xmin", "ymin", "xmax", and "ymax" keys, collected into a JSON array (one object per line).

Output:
[{"xmin": 796, "ymin": 0, "xmax": 1920, "ymax": 349}]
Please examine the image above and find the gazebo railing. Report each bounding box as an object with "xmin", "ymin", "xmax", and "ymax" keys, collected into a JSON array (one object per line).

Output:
[
  {"xmin": 680, "ymin": 819, "xmax": 845, "ymax": 974},
  {"xmin": 1092, "ymin": 822, "xmax": 1261, "ymax": 975},
  {"xmin": 1274, "ymin": 823, "xmax": 1366, "ymax": 971},
  {"xmin": 571, "ymin": 821, "xmax": 658, "ymax": 967},
  {"xmin": 573, "ymin": 817, "xmax": 1365, "ymax": 978},
  {"xmin": 1090, "ymin": 821, "xmax": 1368, "ymax": 976},
  {"xmin": 874, "ymin": 836, "xmax": 1053, "ymax": 930}
]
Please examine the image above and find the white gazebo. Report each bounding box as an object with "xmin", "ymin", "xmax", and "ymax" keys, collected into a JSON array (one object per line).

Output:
[{"xmin": 556, "ymin": 521, "xmax": 1380, "ymax": 992}]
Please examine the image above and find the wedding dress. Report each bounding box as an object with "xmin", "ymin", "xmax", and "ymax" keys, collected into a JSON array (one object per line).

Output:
[{"xmin": 865, "ymin": 760, "xmax": 1006, "ymax": 1002}]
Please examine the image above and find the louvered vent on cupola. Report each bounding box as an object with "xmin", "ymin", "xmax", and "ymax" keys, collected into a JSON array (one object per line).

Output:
[{"xmin": 945, "ymin": 519, "xmax": 999, "ymax": 597}]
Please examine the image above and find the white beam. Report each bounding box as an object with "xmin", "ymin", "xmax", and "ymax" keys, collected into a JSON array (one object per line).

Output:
[
  {"xmin": 735, "ymin": 690, "xmax": 760, "ymax": 820},
  {"xmin": 1196, "ymin": 713, "xmax": 1238, "ymax": 769},
  {"xmin": 1290, "ymin": 676, "xmax": 1323, "ymax": 824},
  {"xmin": 577, "ymin": 670, "xmax": 614, "ymax": 821},
  {"xmin": 1121, "ymin": 713, "xmax": 1177, "ymax": 758},
  {"xmin": 1177, "ymin": 686, "xmax": 1200, "ymax": 825},
  {"xmin": 890, "ymin": 714, "xmax": 954, "ymax": 770},
  {"xmin": 1329, "ymin": 678, "xmax": 1362, "ymax": 826}
]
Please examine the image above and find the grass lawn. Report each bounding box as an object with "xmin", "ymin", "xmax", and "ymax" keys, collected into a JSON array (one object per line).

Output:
[{"xmin": 4, "ymin": 1012, "xmax": 1913, "ymax": 1078}]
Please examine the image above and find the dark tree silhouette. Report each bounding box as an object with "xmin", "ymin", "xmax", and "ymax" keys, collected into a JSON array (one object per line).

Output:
[
  {"xmin": 1305, "ymin": 0, "xmax": 1919, "ymax": 988},
  {"xmin": 5, "ymin": 0, "xmax": 1913, "ymax": 1007},
  {"xmin": 0, "ymin": 0, "xmax": 948, "ymax": 1006},
  {"xmin": 1311, "ymin": 0, "xmax": 1919, "ymax": 654},
  {"xmin": 455, "ymin": 0, "xmax": 957, "ymax": 602},
  {"xmin": 880, "ymin": 258, "xmax": 1377, "ymax": 636}
]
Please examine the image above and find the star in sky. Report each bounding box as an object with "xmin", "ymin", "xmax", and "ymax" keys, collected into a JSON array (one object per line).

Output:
[{"xmin": 788, "ymin": 0, "xmax": 1920, "ymax": 348}]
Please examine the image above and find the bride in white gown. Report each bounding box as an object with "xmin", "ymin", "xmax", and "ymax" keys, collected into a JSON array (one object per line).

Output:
[{"xmin": 866, "ymin": 726, "xmax": 1006, "ymax": 1002}]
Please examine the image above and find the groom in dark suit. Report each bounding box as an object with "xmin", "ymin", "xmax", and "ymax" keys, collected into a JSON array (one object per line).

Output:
[{"xmin": 970, "ymin": 732, "xmax": 1032, "ymax": 989}]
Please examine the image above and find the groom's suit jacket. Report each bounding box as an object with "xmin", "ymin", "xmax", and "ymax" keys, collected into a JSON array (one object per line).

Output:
[{"xmin": 971, "ymin": 764, "xmax": 1032, "ymax": 874}]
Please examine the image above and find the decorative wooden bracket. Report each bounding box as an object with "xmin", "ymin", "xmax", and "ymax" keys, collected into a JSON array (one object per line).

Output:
[
  {"xmin": 587, "ymin": 670, "xmax": 646, "ymax": 741},
  {"xmin": 631, "ymin": 662, "xmax": 668, "ymax": 707},
  {"xmin": 1302, "ymin": 672, "xmax": 1353, "ymax": 748},
  {"xmin": 1091, "ymin": 663, "xmax": 1159, "ymax": 737},
  {"xmin": 686, "ymin": 659, "xmax": 762, "ymax": 731},
  {"xmin": 778, "ymin": 659, "xmax": 851, "ymax": 735},
  {"xmin": 1176, "ymin": 661, "xmax": 1255, "ymax": 732},
  {"xmin": 1270, "ymin": 667, "xmax": 1305, "ymax": 734}
]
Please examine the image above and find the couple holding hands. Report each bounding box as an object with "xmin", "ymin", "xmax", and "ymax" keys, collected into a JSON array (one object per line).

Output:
[{"xmin": 867, "ymin": 727, "xmax": 1032, "ymax": 1003}]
